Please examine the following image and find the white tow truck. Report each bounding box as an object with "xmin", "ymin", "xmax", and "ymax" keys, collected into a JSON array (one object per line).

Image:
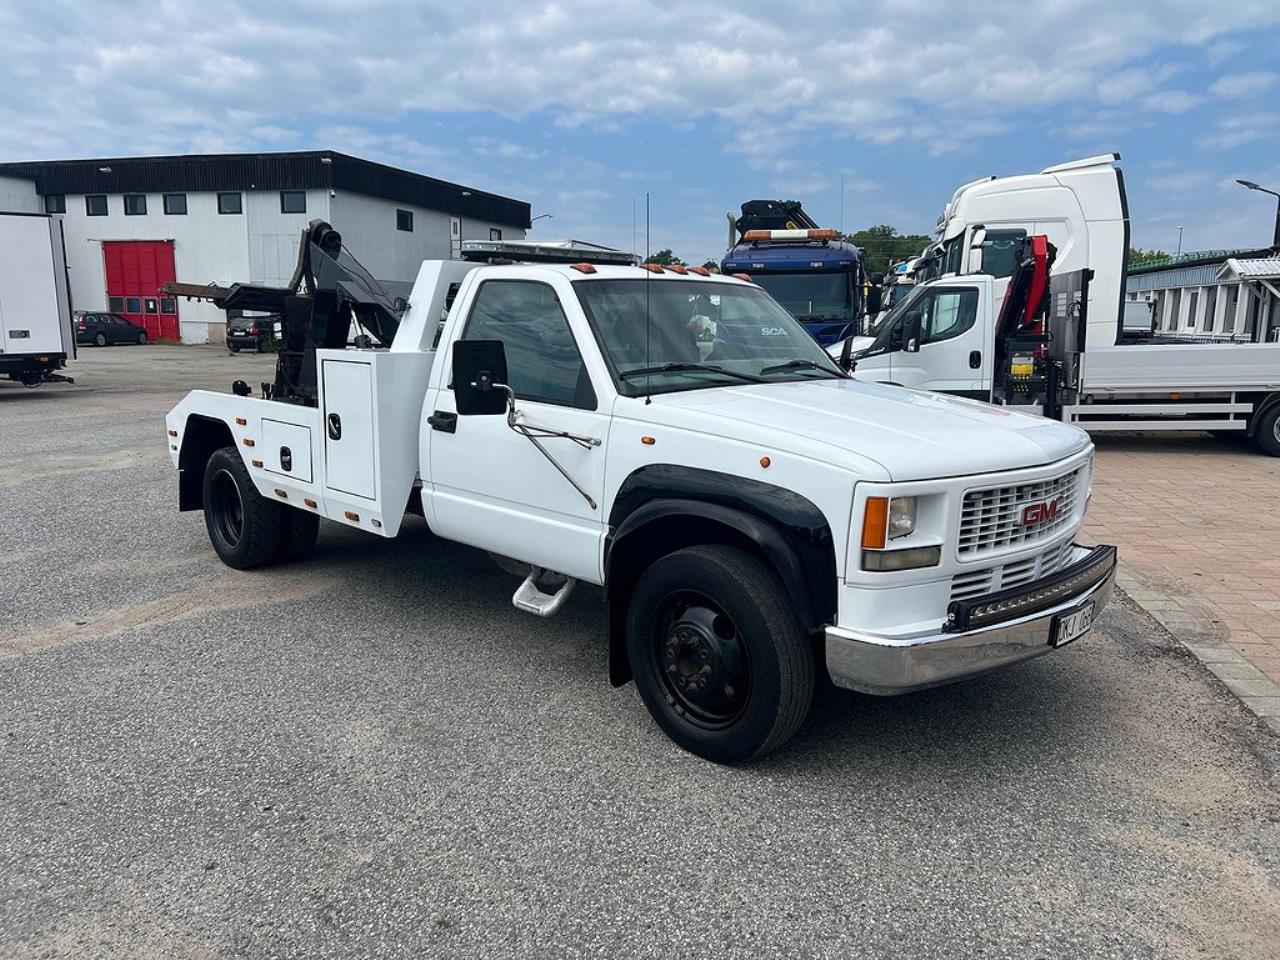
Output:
[
  {"xmin": 165, "ymin": 223, "xmax": 1117, "ymax": 762},
  {"xmin": 831, "ymin": 155, "xmax": 1280, "ymax": 456}
]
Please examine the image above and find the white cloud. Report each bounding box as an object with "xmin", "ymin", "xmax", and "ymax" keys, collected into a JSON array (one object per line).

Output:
[
  {"xmin": 1210, "ymin": 71, "xmax": 1278, "ymax": 98},
  {"xmin": 1197, "ymin": 113, "xmax": 1280, "ymax": 149}
]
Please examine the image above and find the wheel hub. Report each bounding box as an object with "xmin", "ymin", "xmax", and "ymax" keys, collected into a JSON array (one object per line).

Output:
[{"xmin": 657, "ymin": 598, "xmax": 749, "ymax": 724}]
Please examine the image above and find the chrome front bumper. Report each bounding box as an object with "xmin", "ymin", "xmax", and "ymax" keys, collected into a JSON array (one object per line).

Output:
[{"xmin": 826, "ymin": 544, "xmax": 1117, "ymax": 696}]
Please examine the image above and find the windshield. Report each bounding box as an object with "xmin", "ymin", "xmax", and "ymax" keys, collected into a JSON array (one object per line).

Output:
[
  {"xmin": 865, "ymin": 283, "xmax": 926, "ymax": 338},
  {"xmin": 749, "ymin": 272, "xmax": 851, "ymax": 320},
  {"xmin": 575, "ymin": 279, "xmax": 845, "ymax": 395}
]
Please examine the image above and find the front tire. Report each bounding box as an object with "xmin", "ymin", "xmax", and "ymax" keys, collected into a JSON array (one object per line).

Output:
[
  {"xmin": 228, "ymin": 343, "xmax": 241, "ymax": 353},
  {"xmin": 137, "ymin": 331, "xmax": 148, "ymax": 345},
  {"xmin": 202, "ymin": 446, "xmax": 283, "ymax": 569},
  {"xmin": 94, "ymin": 332, "xmax": 107, "ymax": 347},
  {"xmin": 626, "ymin": 545, "xmax": 814, "ymax": 763},
  {"xmin": 1253, "ymin": 405, "xmax": 1280, "ymax": 458}
]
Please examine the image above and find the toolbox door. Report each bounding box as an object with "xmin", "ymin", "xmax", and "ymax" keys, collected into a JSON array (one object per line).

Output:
[{"xmin": 322, "ymin": 359, "xmax": 377, "ymax": 500}]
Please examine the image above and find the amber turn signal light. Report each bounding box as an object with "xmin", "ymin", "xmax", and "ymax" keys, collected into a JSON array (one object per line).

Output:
[{"xmin": 861, "ymin": 497, "xmax": 889, "ymax": 550}]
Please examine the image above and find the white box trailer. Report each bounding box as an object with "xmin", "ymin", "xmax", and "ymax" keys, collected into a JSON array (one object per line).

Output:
[{"xmin": 0, "ymin": 211, "xmax": 74, "ymax": 386}]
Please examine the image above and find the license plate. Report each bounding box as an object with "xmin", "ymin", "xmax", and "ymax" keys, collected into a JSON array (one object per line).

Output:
[{"xmin": 1052, "ymin": 604, "xmax": 1093, "ymax": 648}]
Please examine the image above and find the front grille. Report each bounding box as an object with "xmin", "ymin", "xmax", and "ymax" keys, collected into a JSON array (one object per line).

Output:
[
  {"xmin": 958, "ymin": 467, "xmax": 1084, "ymax": 557},
  {"xmin": 949, "ymin": 538, "xmax": 1075, "ymax": 602}
]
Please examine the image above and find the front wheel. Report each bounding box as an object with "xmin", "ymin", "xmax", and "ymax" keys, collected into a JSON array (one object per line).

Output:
[
  {"xmin": 202, "ymin": 446, "xmax": 284, "ymax": 569},
  {"xmin": 94, "ymin": 332, "xmax": 107, "ymax": 347},
  {"xmin": 626, "ymin": 545, "xmax": 814, "ymax": 763},
  {"xmin": 228, "ymin": 343, "xmax": 241, "ymax": 353},
  {"xmin": 137, "ymin": 331, "xmax": 148, "ymax": 345}
]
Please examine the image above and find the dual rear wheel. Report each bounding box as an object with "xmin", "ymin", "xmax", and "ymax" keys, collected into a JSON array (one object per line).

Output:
[{"xmin": 202, "ymin": 446, "xmax": 318, "ymax": 568}]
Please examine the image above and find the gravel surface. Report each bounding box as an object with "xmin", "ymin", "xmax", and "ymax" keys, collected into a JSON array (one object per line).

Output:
[{"xmin": 2, "ymin": 346, "xmax": 1279, "ymax": 959}]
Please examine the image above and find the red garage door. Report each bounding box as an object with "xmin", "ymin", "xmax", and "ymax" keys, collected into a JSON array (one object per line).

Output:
[{"xmin": 103, "ymin": 240, "xmax": 179, "ymax": 341}]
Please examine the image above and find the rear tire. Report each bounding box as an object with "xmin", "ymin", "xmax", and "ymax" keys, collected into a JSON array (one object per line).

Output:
[
  {"xmin": 202, "ymin": 446, "xmax": 283, "ymax": 569},
  {"xmin": 228, "ymin": 343, "xmax": 241, "ymax": 353},
  {"xmin": 94, "ymin": 332, "xmax": 107, "ymax": 347},
  {"xmin": 137, "ymin": 331, "xmax": 148, "ymax": 345},
  {"xmin": 275, "ymin": 508, "xmax": 320, "ymax": 563},
  {"xmin": 1253, "ymin": 405, "xmax": 1280, "ymax": 457},
  {"xmin": 626, "ymin": 545, "xmax": 814, "ymax": 764}
]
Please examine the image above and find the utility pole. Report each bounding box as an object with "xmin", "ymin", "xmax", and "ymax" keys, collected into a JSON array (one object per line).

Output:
[{"xmin": 1176, "ymin": 225, "xmax": 1184, "ymax": 258}]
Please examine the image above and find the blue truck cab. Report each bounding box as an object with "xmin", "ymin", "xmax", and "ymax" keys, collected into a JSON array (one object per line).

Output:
[{"xmin": 722, "ymin": 200, "xmax": 865, "ymax": 346}]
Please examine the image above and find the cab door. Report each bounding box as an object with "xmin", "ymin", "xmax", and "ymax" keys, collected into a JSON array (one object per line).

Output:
[
  {"xmin": 883, "ymin": 281, "xmax": 987, "ymax": 395},
  {"xmin": 424, "ymin": 275, "xmax": 611, "ymax": 583}
]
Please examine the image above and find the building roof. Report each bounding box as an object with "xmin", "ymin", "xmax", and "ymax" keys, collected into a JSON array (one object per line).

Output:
[
  {"xmin": 1219, "ymin": 256, "xmax": 1280, "ymax": 280},
  {"xmin": 0, "ymin": 150, "xmax": 530, "ymax": 228},
  {"xmin": 1127, "ymin": 247, "xmax": 1273, "ymax": 274}
]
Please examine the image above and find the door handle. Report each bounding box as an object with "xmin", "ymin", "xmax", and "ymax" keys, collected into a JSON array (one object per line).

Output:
[
  {"xmin": 428, "ymin": 410, "xmax": 458, "ymax": 433},
  {"xmin": 280, "ymin": 446, "xmax": 292, "ymax": 472},
  {"xmin": 969, "ymin": 350, "xmax": 982, "ymax": 369},
  {"xmin": 327, "ymin": 413, "xmax": 342, "ymax": 440}
]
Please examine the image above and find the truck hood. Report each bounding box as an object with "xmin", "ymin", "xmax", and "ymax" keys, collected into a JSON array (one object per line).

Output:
[{"xmin": 643, "ymin": 378, "xmax": 1090, "ymax": 482}]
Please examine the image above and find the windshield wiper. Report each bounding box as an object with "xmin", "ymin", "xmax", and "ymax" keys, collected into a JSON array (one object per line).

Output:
[
  {"xmin": 618, "ymin": 362, "xmax": 767, "ymax": 384},
  {"xmin": 758, "ymin": 359, "xmax": 844, "ymax": 378}
]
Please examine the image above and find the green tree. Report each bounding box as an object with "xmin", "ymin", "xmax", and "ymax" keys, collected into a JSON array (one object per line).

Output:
[
  {"xmin": 701, "ymin": 258, "xmax": 719, "ymax": 272},
  {"xmin": 645, "ymin": 248, "xmax": 685, "ymax": 266},
  {"xmin": 1129, "ymin": 247, "xmax": 1171, "ymax": 267},
  {"xmin": 841, "ymin": 225, "xmax": 934, "ymax": 277}
]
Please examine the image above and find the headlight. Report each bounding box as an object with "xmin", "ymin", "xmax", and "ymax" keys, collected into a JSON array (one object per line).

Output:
[{"xmin": 887, "ymin": 496, "xmax": 916, "ymax": 540}]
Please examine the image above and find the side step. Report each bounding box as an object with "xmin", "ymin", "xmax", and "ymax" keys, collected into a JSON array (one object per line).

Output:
[{"xmin": 512, "ymin": 567, "xmax": 576, "ymax": 617}]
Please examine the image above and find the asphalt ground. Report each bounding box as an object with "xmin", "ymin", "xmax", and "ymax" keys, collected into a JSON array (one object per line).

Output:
[{"xmin": 2, "ymin": 345, "xmax": 1279, "ymax": 959}]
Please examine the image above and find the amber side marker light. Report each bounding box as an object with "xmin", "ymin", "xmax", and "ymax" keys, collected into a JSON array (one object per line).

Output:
[
  {"xmin": 344, "ymin": 511, "xmax": 360, "ymax": 522},
  {"xmin": 242, "ymin": 438, "xmax": 255, "ymax": 447},
  {"xmin": 167, "ymin": 429, "xmax": 177, "ymax": 437},
  {"xmin": 274, "ymin": 489, "xmax": 287, "ymax": 499},
  {"xmin": 641, "ymin": 436, "xmax": 656, "ymax": 445},
  {"xmin": 759, "ymin": 456, "xmax": 771, "ymax": 469},
  {"xmin": 251, "ymin": 459, "xmax": 263, "ymax": 468},
  {"xmin": 861, "ymin": 497, "xmax": 889, "ymax": 550},
  {"xmin": 235, "ymin": 417, "xmax": 247, "ymax": 426},
  {"xmin": 304, "ymin": 498, "xmax": 317, "ymax": 508}
]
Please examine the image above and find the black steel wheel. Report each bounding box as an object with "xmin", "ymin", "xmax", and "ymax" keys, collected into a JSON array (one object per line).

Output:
[
  {"xmin": 201, "ymin": 446, "xmax": 283, "ymax": 569},
  {"xmin": 627, "ymin": 545, "xmax": 814, "ymax": 763}
]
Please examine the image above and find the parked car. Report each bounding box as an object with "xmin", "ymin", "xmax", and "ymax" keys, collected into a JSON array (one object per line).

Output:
[
  {"xmin": 226, "ymin": 315, "xmax": 279, "ymax": 353},
  {"xmin": 75, "ymin": 312, "xmax": 148, "ymax": 346}
]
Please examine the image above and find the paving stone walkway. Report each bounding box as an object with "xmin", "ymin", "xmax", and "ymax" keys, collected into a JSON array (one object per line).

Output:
[{"xmin": 1085, "ymin": 432, "xmax": 1280, "ymax": 727}]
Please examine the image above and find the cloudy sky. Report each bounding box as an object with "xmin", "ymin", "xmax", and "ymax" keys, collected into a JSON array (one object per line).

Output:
[{"xmin": 3, "ymin": 1, "xmax": 1279, "ymax": 264}]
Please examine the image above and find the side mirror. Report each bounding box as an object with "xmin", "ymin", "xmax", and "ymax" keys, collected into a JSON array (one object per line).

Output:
[
  {"xmin": 838, "ymin": 335, "xmax": 854, "ymax": 372},
  {"xmin": 452, "ymin": 339, "xmax": 511, "ymax": 415},
  {"xmin": 968, "ymin": 247, "xmax": 984, "ymax": 274},
  {"xmin": 902, "ymin": 311, "xmax": 922, "ymax": 353}
]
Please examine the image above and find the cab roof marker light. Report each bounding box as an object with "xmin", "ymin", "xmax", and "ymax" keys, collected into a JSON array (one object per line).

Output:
[
  {"xmin": 688, "ymin": 266, "xmax": 711, "ymax": 276},
  {"xmin": 731, "ymin": 273, "xmax": 753, "ymax": 283},
  {"xmin": 642, "ymin": 263, "xmax": 665, "ymax": 274},
  {"xmin": 570, "ymin": 262, "xmax": 597, "ymax": 274}
]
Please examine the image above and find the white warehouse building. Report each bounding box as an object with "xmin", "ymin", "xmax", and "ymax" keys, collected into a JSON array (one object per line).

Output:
[{"xmin": 0, "ymin": 151, "xmax": 530, "ymax": 344}]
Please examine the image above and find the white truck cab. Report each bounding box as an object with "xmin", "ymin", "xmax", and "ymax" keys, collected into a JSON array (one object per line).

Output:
[{"xmin": 165, "ymin": 224, "xmax": 1116, "ymax": 762}]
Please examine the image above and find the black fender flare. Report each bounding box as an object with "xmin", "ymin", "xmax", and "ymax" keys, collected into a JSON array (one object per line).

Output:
[
  {"xmin": 603, "ymin": 465, "xmax": 838, "ymax": 686},
  {"xmin": 177, "ymin": 414, "xmax": 236, "ymax": 511}
]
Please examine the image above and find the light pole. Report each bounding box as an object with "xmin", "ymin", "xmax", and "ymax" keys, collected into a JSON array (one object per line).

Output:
[
  {"xmin": 1176, "ymin": 225, "xmax": 1183, "ymax": 258},
  {"xmin": 530, "ymin": 212, "xmax": 553, "ymax": 232},
  {"xmin": 1236, "ymin": 179, "xmax": 1280, "ymax": 247}
]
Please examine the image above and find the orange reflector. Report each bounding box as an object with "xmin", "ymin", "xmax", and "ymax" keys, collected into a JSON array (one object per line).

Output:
[
  {"xmin": 274, "ymin": 489, "xmax": 287, "ymax": 499},
  {"xmin": 861, "ymin": 497, "xmax": 889, "ymax": 550},
  {"xmin": 167, "ymin": 429, "xmax": 177, "ymax": 437},
  {"xmin": 570, "ymin": 262, "xmax": 597, "ymax": 274},
  {"xmin": 344, "ymin": 511, "xmax": 359, "ymax": 522},
  {"xmin": 641, "ymin": 436, "xmax": 656, "ymax": 445},
  {"xmin": 643, "ymin": 263, "xmax": 665, "ymax": 274},
  {"xmin": 242, "ymin": 438, "xmax": 255, "ymax": 447},
  {"xmin": 759, "ymin": 456, "xmax": 771, "ymax": 469},
  {"xmin": 732, "ymin": 273, "xmax": 753, "ymax": 282},
  {"xmin": 235, "ymin": 417, "xmax": 247, "ymax": 426},
  {"xmin": 251, "ymin": 459, "xmax": 263, "ymax": 468},
  {"xmin": 667, "ymin": 263, "xmax": 688, "ymax": 275},
  {"xmin": 1168, "ymin": 392, "xmax": 1181, "ymax": 400},
  {"xmin": 688, "ymin": 266, "xmax": 710, "ymax": 276},
  {"xmin": 304, "ymin": 498, "xmax": 317, "ymax": 508}
]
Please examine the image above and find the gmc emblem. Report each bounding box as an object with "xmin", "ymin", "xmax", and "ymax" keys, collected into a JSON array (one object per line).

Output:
[{"xmin": 1022, "ymin": 497, "xmax": 1061, "ymax": 525}]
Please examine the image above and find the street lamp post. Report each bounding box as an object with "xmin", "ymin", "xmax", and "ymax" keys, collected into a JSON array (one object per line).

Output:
[{"xmin": 1236, "ymin": 179, "xmax": 1280, "ymax": 247}]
